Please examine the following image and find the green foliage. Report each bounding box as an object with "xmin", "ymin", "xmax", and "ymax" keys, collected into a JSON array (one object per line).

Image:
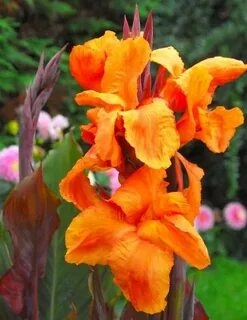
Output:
[
  {"xmin": 224, "ymin": 129, "xmax": 244, "ymax": 200},
  {"xmin": 41, "ymin": 132, "xmax": 90, "ymax": 319},
  {"xmin": 189, "ymin": 256, "xmax": 247, "ymax": 320}
]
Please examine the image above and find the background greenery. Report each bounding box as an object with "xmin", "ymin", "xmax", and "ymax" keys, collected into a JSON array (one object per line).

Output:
[{"xmin": 1, "ymin": 1, "xmax": 247, "ymax": 319}]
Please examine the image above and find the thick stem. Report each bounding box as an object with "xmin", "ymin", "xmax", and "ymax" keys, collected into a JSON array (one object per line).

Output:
[
  {"xmin": 90, "ymin": 266, "xmax": 108, "ymax": 320},
  {"xmin": 166, "ymin": 256, "xmax": 185, "ymax": 320}
]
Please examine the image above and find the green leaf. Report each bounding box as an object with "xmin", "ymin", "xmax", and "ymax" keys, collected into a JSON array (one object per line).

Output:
[
  {"xmin": 43, "ymin": 131, "xmax": 82, "ymax": 196},
  {"xmin": 40, "ymin": 132, "xmax": 92, "ymax": 319}
]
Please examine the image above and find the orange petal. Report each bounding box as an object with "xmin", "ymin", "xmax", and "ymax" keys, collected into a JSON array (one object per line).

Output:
[
  {"xmin": 109, "ymin": 233, "xmax": 174, "ymax": 314},
  {"xmin": 123, "ymin": 98, "xmax": 180, "ymax": 169},
  {"xmin": 102, "ymin": 37, "xmax": 151, "ymax": 109},
  {"xmin": 176, "ymin": 66, "xmax": 213, "ymax": 145},
  {"xmin": 176, "ymin": 152, "xmax": 204, "ymax": 223},
  {"xmin": 80, "ymin": 123, "xmax": 96, "ymax": 144},
  {"xmin": 160, "ymin": 78, "xmax": 187, "ymax": 112},
  {"xmin": 151, "ymin": 46, "xmax": 184, "ymax": 77},
  {"xmin": 195, "ymin": 106, "xmax": 244, "ymax": 153},
  {"xmin": 154, "ymin": 192, "xmax": 190, "ymax": 219},
  {"xmin": 69, "ymin": 31, "xmax": 119, "ymax": 90},
  {"xmin": 75, "ymin": 90, "xmax": 125, "ymax": 111},
  {"xmin": 194, "ymin": 57, "xmax": 247, "ymax": 86},
  {"xmin": 94, "ymin": 110, "xmax": 122, "ymax": 167},
  {"xmin": 59, "ymin": 150, "xmax": 108, "ymax": 210},
  {"xmin": 65, "ymin": 203, "xmax": 135, "ymax": 265},
  {"xmin": 138, "ymin": 215, "xmax": 210, "ymax": 270},
  {"xmin": 110, "ymin": 165, "xmax": 166, "ymax": 223}
]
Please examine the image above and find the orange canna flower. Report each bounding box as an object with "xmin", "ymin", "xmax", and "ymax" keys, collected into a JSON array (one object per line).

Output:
[
  {"xmin": 70, "ymin": 33, "xmax": 181, "ymax": 170},
  {"xmin": 157, "ymin": 58, "xmax": 246, "ymax": 152},
  {"xmin": 61, "ymin": 163, "xmax": 210, "ymax": 314},
  {"xmin": 61, "ymin": 11, "xmax": 247, "ymax": 316}
]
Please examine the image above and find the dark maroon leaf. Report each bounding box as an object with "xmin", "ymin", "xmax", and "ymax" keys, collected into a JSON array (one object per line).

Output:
[
  {"xmin": 120, "ymin": 302, "xmax": 148, "ymax": 320},
  {"xmin": 0, "ymin": 168, "xmax": 60, "ymax": 319},
  {"xmin": 142, "ymin": 74, "xmax": 152, "ymax": 101},
  {"xmin": 152, "ymin": 66, "xmax": 166, "ymax": 97},
  {"xmin": 131, "ymin": 5, "xmax": 141, "ymax": 37},
  {"xmin": 194, "ymin": 299, "xmax": 208, "ymax": 320},
  {"xmin": 143, "ymin": 12, "xmax": 153, "ymax": 48}
]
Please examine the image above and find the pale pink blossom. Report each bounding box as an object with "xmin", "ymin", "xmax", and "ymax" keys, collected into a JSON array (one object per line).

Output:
[
  {"xmin": 0, "ymin": 145, "xmax": 19, "ymax": 183},
  {"xmin": 37, "ymin": 111, "xmax": 52, "ymax": 140},
  {"xmin": 223, "ymin": 202, "xmax": 247, "ymax": 230},
  {"xmin": 195, "ymin": 205, "xmax": 215, "ymax": 232},
  {"xmin": 49, "ymin": 115, "xmax": 69, "ymax": 140},
  {"xmin": 106, "ymin": 168, "xmax": 121, "ymax": 194}
]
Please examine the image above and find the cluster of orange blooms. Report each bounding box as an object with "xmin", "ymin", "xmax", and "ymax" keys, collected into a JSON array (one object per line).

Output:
[{"xmin": 59, "ymin": 21, "xmax": 246, "ymax": 314}]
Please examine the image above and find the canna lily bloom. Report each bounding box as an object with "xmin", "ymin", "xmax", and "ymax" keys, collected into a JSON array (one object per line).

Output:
[
  {"xmin": 70, "ymin": 31, "xmax": 180, "ymax": 170},
  {"xmin": 60, "ymin": 162, "xmax": 210, "ymax": 314},
  {"xmin": 157, "ymin": 58, "xmax": 247, "ymax": 152}
]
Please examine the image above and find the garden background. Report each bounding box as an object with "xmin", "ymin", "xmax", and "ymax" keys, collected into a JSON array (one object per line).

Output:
[{"xmin": 0, "ymin": 1, "xmax": 247, "ymax": 319}]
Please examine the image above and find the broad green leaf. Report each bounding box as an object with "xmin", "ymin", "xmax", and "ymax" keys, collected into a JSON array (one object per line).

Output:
[{"xmin": 40, "ymin": 132, "xmax": 90, "ymax": 319}]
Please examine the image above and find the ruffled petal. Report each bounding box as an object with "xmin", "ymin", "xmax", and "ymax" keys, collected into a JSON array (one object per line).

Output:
[
  {"xmin": 123, "ymin": 98, "xmax": 180, "ymax": 169},
  {"xmin": 75, "ymin": 90, "xmax": 125, "ymax": 111},
  {"xmin": 94, "ymin": 110, "xmax": 122, "ymax": 167},
  {"xmin": 194, "ymin": 57, "xmax": 247, "ymax": 86},
  {"xmin": 66, "ymin": 204, "xmax": 135, "ymax": 265},
  {"xmin": 59, "ymin": 149, "xmax": 108, "ymax": 210},
  {"xmin": 70, "ymin": 31, "xmax": 119, "ymax": 90},
  {"xmin": 109, "ymin": 233, "xmax": 174, "ymax": 314},
  {"xmin": 110, "ymin": 165, "xmax": 166, "ymax": 223},
  {"xmin": 195, "ymin": 106, "xmax": 244, "ymax": 153},
  {"xmin": 151, "ymin": 46, "xmax": 184, "ymax": 77},
  {"xmin": 138, "ymin": 215, "xmax": 210, "ymax": 270},
  {"xmin": 176, "ymin": 66, "xmax": 213, "ymax": 145},
  {"xmin": 102, "ymin": 37, "xmax": 151, "ymax": 109},
  {"xmin": 176, "ymin": 152, "xmax": 204, "ymax": 223}
]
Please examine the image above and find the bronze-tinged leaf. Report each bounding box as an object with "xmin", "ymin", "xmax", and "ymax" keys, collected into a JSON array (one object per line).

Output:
[
  {"xmin": 184, "ymin": 281, "xmax": 209, "ymax": 320},
  {"xmin": 193, "ymin": 300, "xmax": 208, "ymax": 320},
  {"xmin": 120, "ymin": 303, "xmax": 148, "ymax": 320},
  {"xmin": 0, "ymin": 168, "xmax": 60, "ymax": 318}
]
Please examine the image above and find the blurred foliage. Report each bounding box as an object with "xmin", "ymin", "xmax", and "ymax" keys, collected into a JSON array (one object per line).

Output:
[
  {"xmin": 0, "ymin": 0, "xmax": 247, "ymax": 207},
  {"xmin": 189, "ymin": 256, "xmax": 247, "ymax": 320}
]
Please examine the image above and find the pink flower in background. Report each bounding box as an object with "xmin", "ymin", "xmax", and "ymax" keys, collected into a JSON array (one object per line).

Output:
[
  {"xmin": 49, "ymin": 115, "xmax": 69, "ymax": 140},
  {"xmin": 37, "ymin": 112, "xmax": 69, "ymax": 141},
  {"xmin": 106, "ymin": 168, "xmax": 121, "ymax": 194},
  {"xmin": 223, "ymin": 202, "xmax": 247, "ymax": 230},
  {"xmin": 37, "ymin": 111, "xmax": 52, "ymax": 140},
  {"xmin": 0, "ymin": 145, "xmax": 19, "ymax": 183},
  {"xmin": 195, "ymin": 205, "xmax": 215, "ymax": 232}
]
